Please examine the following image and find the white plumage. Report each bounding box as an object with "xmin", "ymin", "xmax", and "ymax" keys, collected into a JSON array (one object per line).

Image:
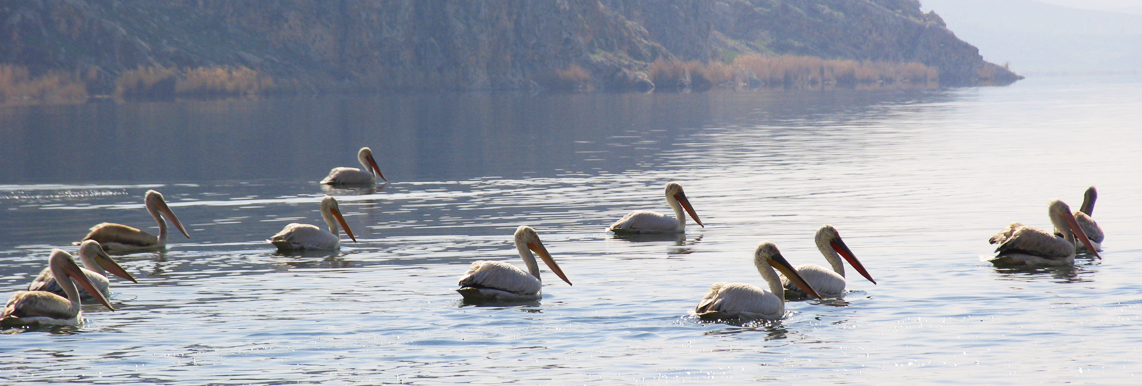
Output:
[
  {"xmin": 695, "ymin": 242, "xmax": 822, "ymax": 321},
  {"xmin": 989, "ymin": 200, "xmax": 1101, "ymax": 266},
  {"xmin": 321, "ymin": 147, "xmax": 385, "ymax": 185},
  {"xmin": 78, "ymin": 190, "xmax": 190, "ymax": 253},
  {"xmin": 1073, "ymin": 186, "xmax": 1103, "ymax": 251},
  {"xmin": 610, "ymin": 182, "xmax": 704, "ymax": 233},
  {"xmin": 28, "ymin": 240, "xmax": 137, "ymax": 299},
  {"xmin": 2, "ymin": 250, "xmax": 116, "ymax": 327},
  {"xmin": 781, "ymin": 225, "xmax": 877, "ymax": 299},
  {"xmin": 458, "ymin": 226, "xmax": 572, "ymax": 302},
  {"xmin": 269, "ymin": 196, "xmax": 357, "ymax": 251}
]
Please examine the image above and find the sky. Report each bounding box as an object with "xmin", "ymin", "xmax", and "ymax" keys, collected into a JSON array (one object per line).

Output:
[{"xmin": 1034, "ymin": 0, "xmax": 1142, "ymax": 15}]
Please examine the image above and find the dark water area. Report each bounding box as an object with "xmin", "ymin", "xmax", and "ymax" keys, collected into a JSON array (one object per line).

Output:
[{"xmin": 1, "ymin": 77, "xmax": 1140, "ymax": 384}]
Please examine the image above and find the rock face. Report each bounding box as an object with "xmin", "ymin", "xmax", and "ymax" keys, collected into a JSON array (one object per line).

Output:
[{"xmin": 0, "ymin": 0, "xmax": 1019, "ymax": 93}]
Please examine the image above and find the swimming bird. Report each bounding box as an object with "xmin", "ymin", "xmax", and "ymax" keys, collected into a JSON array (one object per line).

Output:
[
  {"xmin": 695, "ymin": 242, "xmax": 823, "ymax": 321},
  {"xmin": 2, "ymin": 249, "xmax": 116, "ymax": 327},
  {"xmin": 457, "ymin": 226, "xmax": 572, "ymax": 302},
  {"xmin": 321, "ymin": 147, "xmax": 385, "ymax": 185},
  {"xmin": 989, "ymin": 200, "xmax": 1101, "ymax": 266},
  {"xmin": 269, "ymin": 196, "xmax": 357, "ymax": 251},
  {"xmin": 1071, "ymin": 186, "xmax": 1103, "ymax": 252},
  {"xmin": 780, "ymin": 225, "xmax": 876, "ymax": 299},
  {"xmin": 27, "ymin": 240, "xmax": 137, "ymax": 299},
  {"xmin": 609, "ymin": 182, "xmax": 704, "ymax": 233},
  {"xmin": 78, "ymin": 190, "xmax": 190, "ymax": 253}
]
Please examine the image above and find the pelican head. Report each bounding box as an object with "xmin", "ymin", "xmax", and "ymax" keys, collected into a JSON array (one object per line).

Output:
[
  {"xmin": 145, "ymin": 190, "xmax": 190, "ymax": 239},
  {"xmin": 320, "ymin": 196, "xmax": 357, "ymax": 242},
  {"xmin": 358, "ymin": 147, "xmax": 386, "ymax": 182},
  {"xmin": 1049, "ymin": 200, "xmax": 1100, "ymax": 259},
  {"xmin": 665, "ymin": 182, "xmax": 704, "ymax": 228},
  {"xmin": 1080, "ymin": 186, "xmax": 1097, "ymax": 216},
  {"xmin": 52, "ymin": 249, "xmax": 115, "ymax": 311},
  {"xmin": 77, "ymin": 240, "xmax": 137, "ymax": 283},
  {"xmin": 814, "ymin": 225, "xmax": 876, "ymax": 284},
  {"xmin": 756, "ymin": 242, "xmax": 822, "ymax": 300},
  {"xmin": 514, "ymin": 226, "xmax": 572, "ymax": 286}
]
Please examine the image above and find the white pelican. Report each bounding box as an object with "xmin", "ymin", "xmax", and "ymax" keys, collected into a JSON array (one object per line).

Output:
[
  {"xmin": 1071, "ymin": 186, "xmax": 1103, "ymax": 251},
  {"xmin": 27, "ymin": 240, "xmax": 137, "ymax": 299},
  {"xmin": 321, "ymin": 147, "xmax": 385, "ymax": 185},
  {"xmin": 2, "ymin": 249, "xmax": 115, "ymax": 327},
  {"xmin": 780, "ymin": 225, "xmax": 876, "ymax": 299},
  {"xmin": 269, "ymin": 196, "xmax": 356, "ymax": 251},
  {"xmin": 989, "ymin": 200, "xmax": 1101, "ymax": 266},
  {"xmin": 695, "ymin": 242, "xmax": 823, "ymax": 321},
  {"xmin": 609, "ymin": 182, "xmax": 704, "ymax": 233},
  {"xmin": 457, "ymin": 226, "xmax": 572, "ymax": 302},
  {"xmin": 78, "ymin": 190, "xmax": 190, "ymax": 253}
]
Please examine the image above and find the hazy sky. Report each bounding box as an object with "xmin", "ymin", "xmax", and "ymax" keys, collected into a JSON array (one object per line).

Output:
[{"xmin": 1034, "ymin": 0, "xmax": 1142, "ymax": 15}]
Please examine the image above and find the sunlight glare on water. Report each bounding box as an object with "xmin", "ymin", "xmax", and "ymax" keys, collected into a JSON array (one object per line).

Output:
[{"xmin": 1, "ymin": 76, "xmax": 1141, "ymax": 384}]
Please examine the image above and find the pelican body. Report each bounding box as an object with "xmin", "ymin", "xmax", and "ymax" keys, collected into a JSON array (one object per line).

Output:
[
  {"xmin": 989, "ymin": 200, "xmax": 1101, "ymax": 266},
  {"xmin": 610, "ymin": 182, "xmax": 704, "ymax": 233},
  {"xmin": 2, "ymin": 249, "xmax": 115, "ymax": 327},
  {"xmin": 270, "ymin": 196, "xmax": 357, "ymax": 251},
  {"xmin": 28, "ymin": 240, "xmax": 137, "ymax": 299},
  {"xmin": 1072, "ymin": 186, "xmax": 1103, "ymax": 251},
  {"xmin": 79, "ymin": 190, "xmax": 190, "ymax": 253},
  {"xmin": 781, "ymin": 225, "xmax": 876, "ymax": 299},
  {"xmin": 696, "ymin": 242, "xmax": 823, "ymax": 321},
  {"xmin": 458, "ymin": 226, "xmax": 573, "ymax": 302},
  {"xmin": 321, "ymin": 147, "xmax": 385, "ymax": 185}
]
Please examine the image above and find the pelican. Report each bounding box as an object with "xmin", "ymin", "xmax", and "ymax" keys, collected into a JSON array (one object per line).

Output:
[
  {"xmin": 78, "ymin": 190, "xmax": 190, "ymax": 253},
  {"xmin": 989, "ymin": 200, "xmax": 1101, "ymax": 266},
  {"xmin": 609, "ymin": 182, "xmax": 704, "ymax": 233},
  {"xmin": 1071, "ymin": 186, "xmax": 1103, "ymax": 251},
  {"xmin": 695, "ymin": 242, "xmax": 823, "ymax": 321},
  {"xmin": 321, "ymin": 147, "xmax": 385, "ymax": 185},
  {"xmin": 780, "ymin": 225, "xmax": 876, "ymax": 299},
  {"xmin": 269, "ymin": 196, "xmax": 356, "ymax": 251},
  {"xmin": 457, "ymin": 226, "xmax": 572, "ymax": 302},
  {"xmin": 27, "ymin": 240, "xmax": 137, "ymax": 299},
  {"xmin": 2, "ymin": 249, "xmax": 115, "ymax": 327}
]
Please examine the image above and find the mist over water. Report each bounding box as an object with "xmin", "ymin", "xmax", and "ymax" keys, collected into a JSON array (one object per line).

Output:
[{"xmin": 2, "ymin": 76, "xmax": 1141, "ymax": 384}]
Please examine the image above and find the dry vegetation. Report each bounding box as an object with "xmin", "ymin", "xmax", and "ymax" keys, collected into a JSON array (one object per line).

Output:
[
  {"xmin": 114, "ymin": 66, "xmax": 274, "ymax": 99},
  {"xmin": 534, "ymin": 64, "xmax": 592, "ymax": 91},
  {"xmin": 0, "ymin": 65, "xmax": 87, "ymax": 105},
  {"xmin": 649, "ymin": 54, "xmax": 938, "ymax": 91}
]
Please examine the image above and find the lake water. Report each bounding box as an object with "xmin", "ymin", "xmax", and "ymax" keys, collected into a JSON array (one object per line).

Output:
[{"xmin": 1, "ymin": 76, "xmax": 1141, "ymax": 384}]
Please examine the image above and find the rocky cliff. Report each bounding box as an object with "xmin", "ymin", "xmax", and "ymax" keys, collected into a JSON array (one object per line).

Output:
[{"xmin": 0, "ymin": 0, "xmax": 1019, "ymax": 94}]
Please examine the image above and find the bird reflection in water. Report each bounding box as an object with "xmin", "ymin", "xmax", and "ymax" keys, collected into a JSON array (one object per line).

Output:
[{"xmin": 702, "ymin": 319, "xmax": 790, "ymax": 340}]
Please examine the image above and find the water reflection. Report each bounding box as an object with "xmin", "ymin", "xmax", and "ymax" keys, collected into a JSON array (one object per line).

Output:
[
  {"xmin": 702, "ymin": 319, "xmax": 791, "ymax": 340},
  {"xmin": 320, "ymin": 183, "xmax": 383, "ymax": 196}
]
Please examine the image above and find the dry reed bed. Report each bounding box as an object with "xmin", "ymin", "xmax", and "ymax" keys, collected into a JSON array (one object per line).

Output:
[
  {"xmin": 115, "ymin": 66, "xmax": 274, "ymax": 98},
  {"xmin": 0, "ymin": 65, "xmax": 87, "ymax": 105},
  {"xmin": 650, "ymin": 54, "xmax": 938, "ymax": 90}
]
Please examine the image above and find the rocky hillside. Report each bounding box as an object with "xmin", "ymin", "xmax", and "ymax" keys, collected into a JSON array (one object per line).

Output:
[{"xmin": 0, "ymin": 0, "xmax": 1020, "ymax": 94}]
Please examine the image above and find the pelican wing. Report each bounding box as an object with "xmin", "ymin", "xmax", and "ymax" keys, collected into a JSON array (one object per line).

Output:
[
  {"xmin": 269, "ymin": 223, "xmax": 339, "ymax": 251},
  {"xmin": 458, "ymin": 261, "xmax": 541, "ymax": 295},
  {"xmin": 1, "ymin": 291, "xmax": 75, "ymax": 321},
  {"xmin": 1073, "ymin": 212, "xmax": 1104, "ymax": 244},
  {"xmin": 321, "ymin": 167, "xmax": 373, "ymax": 185},
  {"xmin": 81, "ymin": 223, "xmax": 158, "ymax": 247},
  {"xmin": 609, "ymin": 211, "xmax": 678, "ymax": 233},
  {"xmin": 781, "ymin": 264, "xmax": 845, "ymax": 299},
  {"xmin": 696, "ymin": 282, "xmax": 782, "ymax": 320},
  {"xmin": 991, "ymin": 224, "xmax": 1073, "ymax": 258},
  {"xmin": 27, "ymin": 267, "xmax": 110, "ymax": 298}
]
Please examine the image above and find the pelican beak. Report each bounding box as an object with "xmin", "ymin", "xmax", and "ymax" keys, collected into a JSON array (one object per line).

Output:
[
  {"xmin": 331, "ymin": 205, "xmax": 357, "ymax": 242},
  {"xmin": 156, "ymin": 199, "xmax": 191, "ymax": 239},
  {"xmin": 831, "ymin": 237, "xmax": 876, "ymax": 284},
  {"xmin": 770, "ymin": 252, "xmax": 822, "ymax": 299},
  {"xmin": 94, "ymin": 246, "xmax": 137, "ymax": 283},
  {"xmin": 530, "ymin": 241, "xmax": 572, "ymax": 286},
  {"xmin": 674, "ymin": 193, "xmax": 704, "ymax": 227},
  {"xmin": 1056, "ymin": 206, "xmax": 1100, "ymax": 259},
  {"xmin": 63, "ymin": 257, "xmax": 114, "ymax": 311},
  {"xmin": 366, "ymin": 153, "xmax": 386, "ymax": 182}
]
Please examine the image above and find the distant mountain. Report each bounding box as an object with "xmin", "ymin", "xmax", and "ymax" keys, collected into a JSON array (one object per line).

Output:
[
  {"xmin": 922, "ymin": 0, "xmax": 1142, "ymax": 74},
  {"xmin": 0, "ymin": 0, "xmax": 1019, "ymax": 93}
]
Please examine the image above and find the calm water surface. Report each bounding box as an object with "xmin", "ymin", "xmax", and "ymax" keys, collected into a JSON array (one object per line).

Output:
[{"xmin": 1, "ymin": 77, "xmax": 1141, "ymax": 384}]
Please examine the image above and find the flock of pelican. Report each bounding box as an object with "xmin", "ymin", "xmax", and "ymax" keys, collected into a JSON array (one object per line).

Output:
[{"xmin": 0, "ymin": 146, "xmax": 1107, "ymax": 327}]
